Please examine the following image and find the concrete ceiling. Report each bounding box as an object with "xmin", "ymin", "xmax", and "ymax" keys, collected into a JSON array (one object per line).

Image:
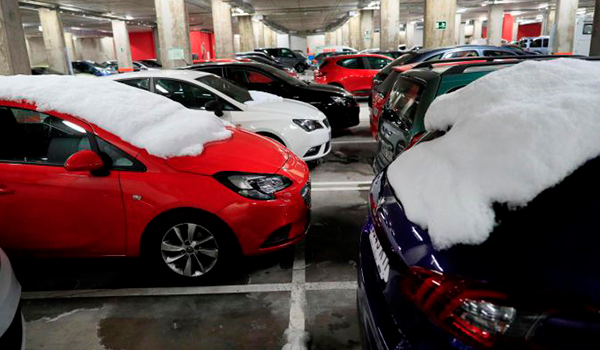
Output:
[{"xmin": 18, "ymin": 0, "xmax": 598, "ymax": 37}]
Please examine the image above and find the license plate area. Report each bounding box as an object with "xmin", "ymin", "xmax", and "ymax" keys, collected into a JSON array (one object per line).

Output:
[{"xmin": 369, "ymin": 226, "xmax": 390, "ymax": 283}]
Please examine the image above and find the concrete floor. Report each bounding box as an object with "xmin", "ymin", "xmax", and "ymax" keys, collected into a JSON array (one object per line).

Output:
[{"xmin": 15, "ymin": 103, "xmax": 375, "ymax": 350}]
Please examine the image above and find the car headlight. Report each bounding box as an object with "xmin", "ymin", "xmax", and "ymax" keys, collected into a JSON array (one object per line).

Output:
[
  {"xmin": 293, "ymin": 119, "xmax": 324, "ymax": 132},
  {"xmin": 215, "ymin": 173, "xmax": 292, "ymax": 200}
]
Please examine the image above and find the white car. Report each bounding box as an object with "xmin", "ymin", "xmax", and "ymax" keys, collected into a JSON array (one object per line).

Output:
[
  {"xmin": 109, "ymin": 71, "xmax": 331, "ymax": 161},
  {"xmin": 0, "ymin": 248, "xmax": 23, "ymax": 349}
]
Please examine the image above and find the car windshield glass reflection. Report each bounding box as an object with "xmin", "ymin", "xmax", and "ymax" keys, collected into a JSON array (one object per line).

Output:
[{"xmin": 197, "ymin": 76, "xmax": 252, "ymax": 104}]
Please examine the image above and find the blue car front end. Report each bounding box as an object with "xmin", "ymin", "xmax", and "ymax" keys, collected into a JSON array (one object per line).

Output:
[{"xmin": 359, "ymin": 164, "xmax": 600, "ymax": 350}]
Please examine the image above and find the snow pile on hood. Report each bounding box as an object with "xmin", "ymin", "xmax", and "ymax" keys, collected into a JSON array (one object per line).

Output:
[
  {"xmin": 388, "ymin": 59, "xmax": 600, "ymax": 250},
  {"xmin": 245, "ymin": 90, "xmax": 284, "ymax": 106},
  {"xmin": 0, "ymin": 75, "xmax": 231, "ymax": 158}
]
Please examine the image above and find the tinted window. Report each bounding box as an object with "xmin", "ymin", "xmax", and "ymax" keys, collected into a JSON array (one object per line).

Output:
[
  {"xmin": 531, "ymin": 39, "xmax": 542, "ymax": 48},
  {"xmin": 542, "ymin": 38, "xmax": 549, "ymax": 47},
  {"xmin": 0, "ymin": 108, "xmax": 89, "ymax": 165},
  {"xmin": 198, "ymin": 67, "xmax": 224, "ymax": 76},
  {"xmin": 444, "ymin": 50, "xmax": 478, "ymax": 59},
  {"xmin": 584, "ymin": 24, "xmax": 593, "ymax": 35},
  {"xmin": 483, "ymin": 50, "xmax": 515, "ymax": 57},
  {"xmin": 197, "ymin": 75, "xmax": 252, "ymax": 104},
  {"xmin": 154, "ymin": 79, "xmax": 218, "ymax": 109},
  {"xmin": 281, "ymin": 48, "xmax": 295, "ymax": 58},
  {"xmin": 386, "ymin": 78, "xmax": 424, "ymax": 125},
  {"xmin": 367, "ymin": 57, "xmax": 391, "ymax": 69},
  {"xmin": 338, "ymin": 58, "xmax": 365, "ymax": 69},
  {"xmin": 376, "ymin": 71, "xmax": 400, "ymax": 94},
  {"xmin": 424, "ymin": 53, "xmax": 444, "ymax": 62},
  {"xmin": 118, "ymin": 78, "xmax": 150, "ymax": 91}
]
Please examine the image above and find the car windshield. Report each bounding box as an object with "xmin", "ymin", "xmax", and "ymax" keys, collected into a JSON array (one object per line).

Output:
[
  {"xmin": 141, "ymin": 60, "xmax": 162, "ymax": 68},
  {"xmin": 197, "ymin": 75, "xmax": 253, "ymax": 104},
  {"xmin": 259, "ymin": 64, "xmax": 306, "ymax": 86}
]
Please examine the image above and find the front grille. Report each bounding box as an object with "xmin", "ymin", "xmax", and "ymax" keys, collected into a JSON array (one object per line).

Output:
[
  {"xmin": 301, "ymin": 180, "xmax": 311, "ymax": 208},
  {"xmin": 323, "ymin": 118, "xmax": 330, "ymax": 128}
]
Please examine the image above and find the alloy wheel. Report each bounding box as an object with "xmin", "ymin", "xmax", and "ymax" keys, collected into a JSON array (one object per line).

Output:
[{"xmin": 160, "ymin": 223, "xmax": 219, "ymax": 277}]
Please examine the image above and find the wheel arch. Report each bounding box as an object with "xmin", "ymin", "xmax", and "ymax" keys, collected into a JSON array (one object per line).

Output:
[
  {"xmin": 140, "ymin": 207, "xmax": 242, "ymax": 258},
  {"xmin": 255, "ymin": 131, "xmax": 287, "ymax": 146}
]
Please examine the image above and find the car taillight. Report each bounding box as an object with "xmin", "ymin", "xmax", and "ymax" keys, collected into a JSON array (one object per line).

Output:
[
  {"xmin": 406, "ymin": 132, "xmax": 425, "ymax": 150},
  {"xmin": 401, "ymin": 267, "xmax": 517, "ymax": 348}
]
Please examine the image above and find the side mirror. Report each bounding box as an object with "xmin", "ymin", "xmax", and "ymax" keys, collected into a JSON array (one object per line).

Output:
[
  {"xmin": 205, "ymin": 100, "xmax": 224, "ymax": 117},
  {"xmin": 65, "ymin": 150, "xmax": 104, "ymax": 172}
]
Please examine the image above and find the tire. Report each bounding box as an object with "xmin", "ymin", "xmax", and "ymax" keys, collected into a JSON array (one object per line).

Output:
[
  {"xmin": 143, "ymin": 211, "xmax": 238, "ymax": 282},
  {"xmin": 295, "ymin": 63, "xmax": 305, "ymax": 73}
]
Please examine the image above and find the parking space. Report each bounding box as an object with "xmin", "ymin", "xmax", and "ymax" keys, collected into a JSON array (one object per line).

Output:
[{"xmin": 16, "ymin": 104, "xmax": 372, "ymax": 350}]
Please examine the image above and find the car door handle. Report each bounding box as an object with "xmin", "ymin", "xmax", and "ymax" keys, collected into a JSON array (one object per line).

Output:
[{"xmin": 0, "ymin": 187, "xmax": 14, "ymax": 195}]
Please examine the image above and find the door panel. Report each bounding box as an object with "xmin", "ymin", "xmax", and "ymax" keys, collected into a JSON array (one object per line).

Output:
[{"xmin": 0, "ymin": 107, "xmax": 126, "ymax": 256}]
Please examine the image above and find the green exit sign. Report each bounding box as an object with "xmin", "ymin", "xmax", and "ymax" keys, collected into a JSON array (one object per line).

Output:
[{"xmin": 435, "ymin": 21, "xmax": 447, "ymax": 30}]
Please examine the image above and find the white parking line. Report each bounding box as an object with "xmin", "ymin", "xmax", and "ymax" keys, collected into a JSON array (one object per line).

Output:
[
  {"xmin": 281, "ymin": 241, "xmax": 309, "ymax": 349},
  {"xmin": 312, "ymin": 187, "xmax": 371, "ymax": 192}
]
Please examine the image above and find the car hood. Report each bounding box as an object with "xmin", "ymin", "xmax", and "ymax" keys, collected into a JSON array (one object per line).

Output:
[
  {"xmin": 299, "ymin": 82, "xmax": 350, "ymax": 96},
  {"xmin": 165, "ymin": 128, "xmax": 290, "ymax": 176},
  {"xmin": 245, "ymin": 98, "xmax": 326, "ymax": 121}
]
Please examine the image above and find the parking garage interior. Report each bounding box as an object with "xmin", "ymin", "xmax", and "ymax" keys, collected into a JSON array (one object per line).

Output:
[{"xmin": 1, "ymin": 0, "xmax": 600, "ymax": 350}]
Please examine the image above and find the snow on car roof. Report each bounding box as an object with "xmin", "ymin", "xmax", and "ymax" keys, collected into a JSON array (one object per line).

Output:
[
  {"xmin": 387, "ymin": 58, "xmax": 600, "ymax": 250},
  {"xmin": 108, "ymin": 69, "xmax": 212, "ymax": 80},
  {"xmin": 0, "ymin": 75, "xmax": 231, "ymax": 158}
]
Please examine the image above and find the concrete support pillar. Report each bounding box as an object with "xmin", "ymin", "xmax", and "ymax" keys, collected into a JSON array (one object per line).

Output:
[
  {"xmin": 459, "ymin": 23, "xmax": 466, "ymax": 45},
  {"xmin": 155, "ymin": 0, "xmax": 192, "ymax": 68},
  {"xmin": 487, "ymin": 4, "xmax": 504, "ymax": 46},
  {"xmin": 211, "ymin": 0, "xmax": 234, "ymax": 58},
  {"xmin": 406, "ymin": 22, "xmax": 415, "ymax": 48},
  {"xmin": 152, "ymin": 26, "xmax": 161, "ymax": 63},
  {"xmin": 264, "ymin": 25, "xmax": 272, "ymax": 47},
  {"xmin": 454, "ymin": 14, "xmax": 462, "ymax": 45},
  {"xmin": 361, "ymin": 10, "xmax": 375, "ymax": 50},
  {"xmin": 335, "ymin": 27, "xmax": 343, "ymax": 46},
  {"xmin": 380, "ymin": 0, "xmax": 400, "ymax": 51},
  {"xmin": 473, "ymin": 19, "xmax": 483, "ymax": 40},
  {"xmin": 590, "ymin": 0, "xmax": 600, "ymax": 55},
  {"xmin": 63, "ymin": 32, "xmax": 76, "ymax": 63},
  {"xmin": 271, "ymin": 28, "xmax": 277, "ymax": 47},
  {"xmin": 253, "ymin": 19, "xmax": 265, "ymax": 48},
  {"xmin": 238, "ymin": 16, "xmax": 254, "ymax": 52},
  {"xmin": 349, "ymin": 14, "xmax": 362, "ymax": 50},
  {"xmin": 0, "ymin": 0, "xmax": 30, "ymax": 75},
  {"xmin": 342, "ymin": 22, "xmax": 351, "ymax": 47},
  {"xmin": 39, "ymin": 9, "xmax": 70, "ymax": 74},
  {"xmin": 424, "ymin": 0, "xmax": 457, "ymax": 48},
  {"xmin": 553, "ymin": 0, "xmax": 579, "ymax": 53},
  {"xmin": 111, "ymin": 20, "xmax": 133, "ymax": 72}
]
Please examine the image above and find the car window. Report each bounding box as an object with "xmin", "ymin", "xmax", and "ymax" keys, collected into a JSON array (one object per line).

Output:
[
  {"xmin": 200, "ymin": 67, "xmax": 224, "ymax": 76},
  {"xmin": 247, "ymin": 71, "xmax": 274, "ymax": 84},
  {"xmin": 542, "ymin": 38, "xmax": 549, "ymax": 47},
  {"xmin": 444, "ymin": 50, "xmax": 479, "ymax": 59},
  {"xmin": 118, "ymin": 78, "xmax": 150, "ymax": 91},
  {"xmin": 338, "ymin": 58, "xmax": 365, "ymax": 69},
  {"xmin": 424, "ymin": 53, "xmax": 444, "ymax": 62},
  {"xmin": 197, "ymin": 75, "xmax": 252, "ymax": 104},
  {"xmin": 0, "ymin": 107, "xmax": 142, "ymax": 170},
  {"xmin": 366, "ymin": 57, "xmax": 391, "ymax": 69},
  {"xmin": 281, "ymin": 48, "xmax": 295, "ymax": 58},
  {"xmin": 531, "ymin": 39, "xmax": 542, "ymax": 48},
  {"xmin": 483, "ymin": 50, "xmax": 514, "ymax": 57},
  {"xmin": 228, "ymin": 68, "xmax": 250, "ymax": 85},
  {"xmin": 583, "ymin": 24, "xmax": 593, "ymax": 35},
  {"xmin": 386, "ymin": 78, "xmax": 424, "ymax": 126},
  {"xmin": 154, "ymin": 78, "xmax": 218, "ymax": 110}
]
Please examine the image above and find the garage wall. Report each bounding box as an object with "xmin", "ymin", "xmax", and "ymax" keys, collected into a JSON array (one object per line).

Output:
[
  {"xmin": 307, "ymin": 34, "xmax": 325, "ymax": 54},
  {"xmin": 290, "ymin": 35, "xmax": 308, "ymax": 53},
  {"xmin": 517, "ymin": 22, "xmax": 542, "ymax": 39},
  {"xmin": 277, "ymin": 33, "xmax": 290, "ymax": 48},
  {"xmin": 74, "ymin": 37, "xmax": 116, "ymax": 62},
  {"xmin": 26, "ymin": 36, "xmax": 49, "ymax": 67},
  {"xmin": 129, "ymin": 31, "xmax": 156, "ymax": 60},
  {"xmin": 502, "ymin": 14, "xmax": 515, "ymax": 41},
  {"xmin": 190, "ymin": 31, "xmax": 216, "ymax": 60}
]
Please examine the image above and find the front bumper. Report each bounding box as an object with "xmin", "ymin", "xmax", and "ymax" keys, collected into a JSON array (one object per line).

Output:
[
  {"xmin": 293, "ymin": 127, "xmax": 331, "ymax": 162},
  {"xmin": 216, "ymin": 153, "xmax": 311, "ymax": 256}
]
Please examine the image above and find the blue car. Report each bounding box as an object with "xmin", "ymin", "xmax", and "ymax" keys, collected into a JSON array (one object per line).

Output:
[{"xmin": 358, "ymin": 146, "xmax": 600, "ymax": 350}]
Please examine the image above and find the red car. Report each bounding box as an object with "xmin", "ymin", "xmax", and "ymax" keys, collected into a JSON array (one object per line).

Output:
[
  {"xmin": 0, "ymin": 98, "xmax": 310, "ymax": 281},
  {"xmin": 314, "ymin": 54, "xmax": 393, "ymax": 96}
]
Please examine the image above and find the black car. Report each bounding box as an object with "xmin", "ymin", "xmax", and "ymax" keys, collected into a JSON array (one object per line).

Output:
[
  {"xmin": 184, "ymin": 62, "xmax": 360, "ymax": 129},
  {"xmin": 371, "ymin": 51, "xmax": 405, "ymax": 59},
  {"xmin": 255, "ymin": 47, "xmax": 310, "ymax": 73},
  {"xmin": 371, "ymin": 45, "xmax": 531, "ymax": 105},
  {"xmin": 236, "ymin": 52, "xmax": 296, "ymax": 75}
]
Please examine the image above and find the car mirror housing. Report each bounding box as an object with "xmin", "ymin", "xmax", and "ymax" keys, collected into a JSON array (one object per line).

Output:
[
  {"xmin": 64, "ymin": 150, "xmax": 104, "ymax": 172},
  {"xmin": 205, "ymin": 100, "xmax": 224, "ymax": 117}
]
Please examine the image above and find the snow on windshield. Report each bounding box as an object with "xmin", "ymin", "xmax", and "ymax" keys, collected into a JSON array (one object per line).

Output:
[
  {"xmin": 0, "ymin": 75, "xmax": 231, "ymax": 158},
  {"xmin": 387, "ymin": 59, "xmax": 600, "ymax": 250},
  {"xmin": 245, "ymin": 90, "xmax": 283, "ymax": 105}
]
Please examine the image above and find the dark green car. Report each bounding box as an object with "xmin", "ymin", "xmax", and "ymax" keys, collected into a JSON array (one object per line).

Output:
[{"xmin": 373, "ymin": 60, "xmax": 522, "ymax": 173}]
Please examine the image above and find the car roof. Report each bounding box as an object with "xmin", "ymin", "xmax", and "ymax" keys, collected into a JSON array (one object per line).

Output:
[
  {"xmin": 325, "ymin": 53, "xmax": 393, "ymax": 61},
  {"xmin": 187, "ymin": 61, "xmax": 269, "ymax": 69},
  {"xmin": 107, "ymin": 69, "xmax": 211, "ymax": 81}
]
